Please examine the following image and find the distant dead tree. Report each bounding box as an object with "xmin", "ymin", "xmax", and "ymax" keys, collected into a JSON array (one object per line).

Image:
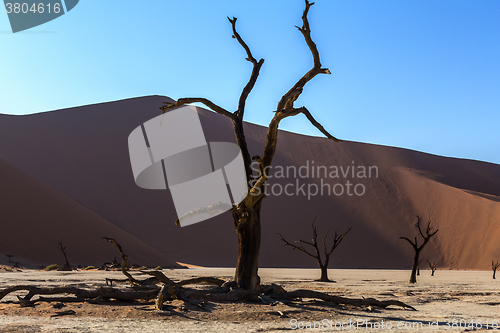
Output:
[
  {"xmin": 278, "ymin": 217, "xmax": 352, "ymax": 282},
  {"xmin": 492, "ymin": 261, "xmax": 500, "ymax": 279},
  {"xmin": 58, "ymin": 240, "xmax": 72, "ymax": 271},
  {"xmin": 416, "ymin": 259, "xmax": 423, "ymax": 276},
  {"xmin": 6, "ymin": 254, "xmax": 14, "ymax": 263},
  {"xmin": 400, "ymin": 216, "xmax": 438, "ymax": 283},
  {"xmin": 427, "ymin": 260, "xmax": 437, "ymax": 276}
]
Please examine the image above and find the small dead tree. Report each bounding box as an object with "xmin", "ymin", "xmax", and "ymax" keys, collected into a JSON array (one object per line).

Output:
[
  {"xmin": 278, "ymin": 217, "xmax": 352, "ymax": 282},
  {"xmin": 492, "ymin": 261, "xmax": 500, "ymax": 279},
  {"xmin": 427, "ymin": 260, "xmax": 437, "ymax": 276},
  {"xmin": 400, "ymin": 216, "xmax": 438, "ymax": 283},
  {"xmin": 6, "ymin": 254, "xmax": 14, "ymax": 263},
  {"xmin": 58, "ymin": 240, "xmax": 72, "ymax": 271}
]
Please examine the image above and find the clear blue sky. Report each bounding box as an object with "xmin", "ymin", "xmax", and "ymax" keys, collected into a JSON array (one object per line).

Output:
[{"xmin": 1, "ymin": 0, "xmax": 499, "ymax": 164}]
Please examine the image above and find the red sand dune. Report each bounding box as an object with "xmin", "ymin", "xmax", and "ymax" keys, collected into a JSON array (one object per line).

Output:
[
  {"xmin": 0, "ymin": 157, "xmax": 181, "ymax": 268},
  {"xmin": 0, "ymin": 95, "xmax": 499, "ymax": 270}
]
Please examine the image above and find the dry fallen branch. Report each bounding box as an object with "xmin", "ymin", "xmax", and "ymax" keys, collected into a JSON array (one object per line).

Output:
[
  {"xmin": 0, "ymin": 285, "xmax": 160, "ymax": 303},
  {"xmin": 0, "ymin": 276, "xmax": 416, "ymax": 312},
  {"xmin": 267, "ymin": 290, "xmax": 416, "ymax": 311},
  {"xmin": 0, "ymin": 265, "xmax": 416, "ymax": 311},
  {"xmin": 175, "ymin": 277, "xmax": 226, "ymax": 287}
]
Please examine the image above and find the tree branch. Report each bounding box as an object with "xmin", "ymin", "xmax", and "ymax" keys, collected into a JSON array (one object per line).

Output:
[
  {"xmin": 228, "ymin": 17, "xmax": 265, "ymax": 121},
  {"xmin": 296, "ymin": 239, "xmax": 317, "ymax": 250},
  {"xmin": 262, "ymin": 0, "xmax": 337, "ymax": 168},
  {"xmin": 299, "ymin": 107, "xmax": 341, "ymax": 142},
  {"xmin": 160, "ymin": 98, "xmax": 234, "ymax": 120},
  {"xmin": 327, "ymin": 227, "xmax": 352, "ymax": 256},
  {"xmin": 226, "ymin": 16, "xmax": 265, "ymax": 182},
  {"xmin": 102, "ymin": 237, "xmax": 138, "ymax": 286},
  {"xmin": 418, "ymin": 221, "xmax": 438, "ymax": 251},
  {"xmin": 322, "ymin": 229, "xmax": 330, "ymax": 260},
  {"xmin": 277, "ymin": 0, "xmax": 330, "ymax": 112},
  {"xmin": 416, "ymin": 216, "xmax": 426, "ymax": 239},
  {"xmin": 399, "ymin": 236, "xmax": 417, "ymax": 250},
  {"xmin": 277, "ymin": 233, "xmax": 318, "ymax": 260}
]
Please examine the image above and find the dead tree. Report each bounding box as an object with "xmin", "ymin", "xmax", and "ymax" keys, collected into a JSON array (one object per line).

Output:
[
  {"xmin": 400, "ymin": 216, "xmax": 438, "ymax": 283},
  {"xmin": 6, "ymin": 254, "xmax": 14, "ymax": 263},
  {"xmin": 492, "ymin": 261, "xmax": 500, "ymax": 279},
  {"xmin": 161, "ymin": 0, "xmax": 340, "ymax": 291},
  {"xmin": 278, "ymin": 217, "xmax": 352, "ymax": 282},
  {"xmin": 58, "ymin": 240, "xmax": 72, "ymax": 271},
  {"xmin": 427, "ymin": 260, "xmax": 437, "ymax": 276}
]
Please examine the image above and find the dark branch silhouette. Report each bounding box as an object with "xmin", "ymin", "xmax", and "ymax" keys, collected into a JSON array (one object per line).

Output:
[
  {"xmin": 278, "ymin": 217, "xmax": 352, "ymax": 282},
  {"xmin": 400, "ymin": 216, "xmax": 438, "ymax": 283}
]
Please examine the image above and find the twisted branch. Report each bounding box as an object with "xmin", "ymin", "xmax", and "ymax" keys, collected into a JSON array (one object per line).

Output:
[
  {"xmin": 160, "ymin": 98, "xmax": 234, "ymax": 120},
  {"xmin": 228, "ymin": 17, "xmax": 265, "ymax": 121},
  {"xmin": 261, "ymin": 0, "xmax": 338, "ymax": 169}
]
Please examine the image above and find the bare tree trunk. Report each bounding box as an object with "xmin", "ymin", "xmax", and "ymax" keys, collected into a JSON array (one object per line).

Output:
[
  {"xmin": 319, "ymin": 265, "xmax": 329, "ymax": 282},
  {"xmin": 493, "ymin": 261, "xmax": 499, "ymax": 279},
  {"xmin": 233, "ymin": 204, "xmax": 262, "ymax": 291},
  {"xmin": 410, "ymin": 252, "xmax": 421, "ymax": 284}
]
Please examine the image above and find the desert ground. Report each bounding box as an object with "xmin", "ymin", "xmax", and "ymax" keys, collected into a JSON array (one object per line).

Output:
[{"xmin": 0, "ymin": 267, "xmax": 499, "ymax": 332}]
